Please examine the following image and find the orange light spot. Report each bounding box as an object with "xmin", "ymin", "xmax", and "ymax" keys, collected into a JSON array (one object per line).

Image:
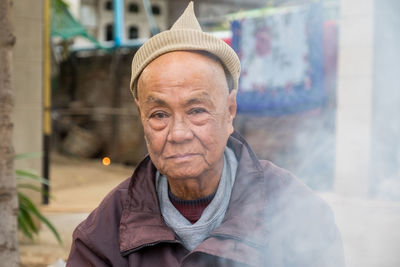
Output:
[{"xmin": 102, "ymin": 157, "xmax": 111, "ymax": 166}]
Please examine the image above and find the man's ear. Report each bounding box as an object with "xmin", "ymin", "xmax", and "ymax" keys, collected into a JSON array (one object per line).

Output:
[
  {"xmin": 228, "ymin": 89, "xmax": 237, "ymax": 122},
  {"xmin": 227, "ymin": 89, "xmax": 237, "ymax": 135},
  {"xmin": 134, "ymin": 97, "xmax": 142, "ymax": 117}
]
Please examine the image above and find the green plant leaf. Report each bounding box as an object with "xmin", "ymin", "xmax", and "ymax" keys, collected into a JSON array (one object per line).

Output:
[
  {"xmin": 18, "ymin": 192, "xmax": 39, "ymax": 234},
  {"xmin": 18, "ymin": 203, "xmax": 38, "ymax": 235},
  {"xmin": 15, "ymin": 154, "xmax": 61, "ymax": 244},
  {"xmin": 14, "ymin": 152, "xmax": 41, "ymax": 160},
  {"xmin": 17, "ymin": 209, "xmax": 34, "ymax": 240},
  {"xmin": 15, "ymin": 169, "xmax": 49, "ymax": 185},
  {"xmin": 18, "ymin": 192, "xmax": 62, "ymax": 244}
]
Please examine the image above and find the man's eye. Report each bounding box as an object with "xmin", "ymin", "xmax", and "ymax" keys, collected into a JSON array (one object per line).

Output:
[
  {"xmin": 150, "ymin": 112, "xmax": 168, "ymax": 119},
  {"xmin": 189, "ymin": 108, "xmax": 206, "ymax": 115}
]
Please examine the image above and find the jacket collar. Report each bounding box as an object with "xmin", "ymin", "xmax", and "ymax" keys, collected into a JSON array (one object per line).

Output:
[
  {"xmin": 119, "ymin": 157, "xmax": 177, "ymax": 255},
  {"xmin": 119, "ymin": 131, "xmax": 268, "ymax": 259},
  {"xmin": 210, "ymin": 132, "xmax": 267, "ymax": 247}
]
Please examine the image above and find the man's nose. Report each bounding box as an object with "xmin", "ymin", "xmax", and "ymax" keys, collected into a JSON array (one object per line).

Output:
[{"xmin": 167, "ymin": 117, "xmax": 194, "ymax": 143}]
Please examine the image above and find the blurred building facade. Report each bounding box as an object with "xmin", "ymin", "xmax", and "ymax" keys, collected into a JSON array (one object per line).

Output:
[
  {"xmin": 79, "ymin": 0, "xmax": 168, "ymax": 42},
  {"xmin": 68, "ymin": 0, "xmax": 267, "ymax": 46}
]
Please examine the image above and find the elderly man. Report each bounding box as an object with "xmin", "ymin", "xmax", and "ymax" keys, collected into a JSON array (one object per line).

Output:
[{"xmin": 67, "ymin": 2, "xmax": 344, "ymax": 267}]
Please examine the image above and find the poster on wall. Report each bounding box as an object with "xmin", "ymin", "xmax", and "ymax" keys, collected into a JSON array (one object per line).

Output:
[{"xmin": 231, "ymin": 3, "xmax": 325, "ymax": 115}]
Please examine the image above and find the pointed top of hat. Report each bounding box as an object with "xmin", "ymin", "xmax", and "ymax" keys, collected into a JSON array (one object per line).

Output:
[{"xmin": 170, "ymin": 1, "xmax": 202, "ymax": 31}]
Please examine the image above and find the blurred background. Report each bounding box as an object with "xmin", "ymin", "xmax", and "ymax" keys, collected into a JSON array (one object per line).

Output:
[{"xmin": 4, "ymin": 0, "xmax": 399, "ymax": 266}]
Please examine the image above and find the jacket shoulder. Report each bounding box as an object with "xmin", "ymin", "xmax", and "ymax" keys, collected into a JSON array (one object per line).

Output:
[
  {"xmin": 260, "ymin": 159, "xmax": 325, "ymax": 206},
  {"xmin": 77, "ymin": 177, "xmax": 131, "ymax": 233}
]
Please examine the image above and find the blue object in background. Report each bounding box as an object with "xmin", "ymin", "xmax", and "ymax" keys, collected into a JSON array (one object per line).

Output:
[{"xmin": 114, "ymin": 0, "xmax": 124, "ymax": 47}]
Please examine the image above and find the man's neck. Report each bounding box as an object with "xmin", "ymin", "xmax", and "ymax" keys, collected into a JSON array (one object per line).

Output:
[{"xmin": 167, "ymin": 157, "xmax": 223, "ymax": 200}]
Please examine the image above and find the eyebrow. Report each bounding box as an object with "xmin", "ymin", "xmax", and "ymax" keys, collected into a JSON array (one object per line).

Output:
[
  {"xmin": 184, "ymin": 92, "xmax": 213, "ymax": 107},
  {"xmin": 144, "ymin": 96, "xmax": 168, "ymax": 106},
  {"xmin": 144, "ymin": 92, "xmax": 214, "ymax": 108}
]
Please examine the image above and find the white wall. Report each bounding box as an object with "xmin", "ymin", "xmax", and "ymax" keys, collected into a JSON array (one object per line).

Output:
[
  {"xmin": 335, "ymin": 0, "xmax": 374, "ymax": 197},
  {"xmin": 12, "ymin": 0, "xmax": 44, "ymax": 204},
  {"xmin": 95, "ymin": 0, "xmax": 168, "ymax": 43}
]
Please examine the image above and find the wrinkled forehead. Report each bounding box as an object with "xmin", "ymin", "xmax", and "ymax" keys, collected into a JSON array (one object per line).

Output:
[{"xmin": 136, "ymin": 50, "xmax": 232, "ymax": 99}]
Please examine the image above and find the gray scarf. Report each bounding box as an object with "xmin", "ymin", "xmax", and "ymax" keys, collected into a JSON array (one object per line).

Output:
[{"xmin": 156, "ymin": 147, "xmax": 238, "ymax": 251}]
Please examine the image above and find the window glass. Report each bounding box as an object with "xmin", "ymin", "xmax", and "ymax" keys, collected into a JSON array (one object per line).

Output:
[
  {"xmin": 129, "ymin": 26, "xmax": 139, "ymax": 39},
  {"xmin": 151, "ymin": 4, "xmax": 161, "ymax": 15},
  {"xmin": 105, "ymin": 0, "xmax": 113, "ymax": 10},
  {"xmin": 105, "ymin": 23, "xmax": 114, "ymax": 41},
  {"xmin": 128, "ymin": 3, "xmax": 139, "ymax": 13}
]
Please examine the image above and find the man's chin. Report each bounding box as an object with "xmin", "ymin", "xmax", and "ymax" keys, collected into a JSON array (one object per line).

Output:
[
  {"xmin": 163, "ymin": 168, "xmax": 203, "ymax": 181},
  {"xmin": 165, "ymin": 153, "xmax": 200, "ymax": 164}
]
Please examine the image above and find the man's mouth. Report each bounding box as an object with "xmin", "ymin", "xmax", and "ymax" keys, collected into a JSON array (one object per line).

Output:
[{"xmin": 167, "ymin": 153, "xmax": 198, "ymax": 160}]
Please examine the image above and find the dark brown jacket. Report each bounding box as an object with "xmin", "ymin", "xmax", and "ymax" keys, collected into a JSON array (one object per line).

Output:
[{"xmin": 67, "ymin": 132, "xmax": 345, "ymax": 267}]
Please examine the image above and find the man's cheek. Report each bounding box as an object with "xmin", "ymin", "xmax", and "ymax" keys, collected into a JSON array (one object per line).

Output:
[
  {"xmin": 143, "ymin": 127, "xmax": 166, "ymax": 153},
  {"xmin": 143, "ymin": 128, "xmax": 159, "ymax": 155}
]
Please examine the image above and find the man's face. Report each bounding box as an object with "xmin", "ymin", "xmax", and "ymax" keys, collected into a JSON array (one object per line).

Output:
[{"xmin": 135, "ymin": 51, "xmax": 237, "ymax": 182}]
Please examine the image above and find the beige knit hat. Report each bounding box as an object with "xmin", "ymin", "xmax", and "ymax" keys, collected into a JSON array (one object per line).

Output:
[{"xmin": 130, "ymin": 1, "xmax": 241, "ymax": 98}]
